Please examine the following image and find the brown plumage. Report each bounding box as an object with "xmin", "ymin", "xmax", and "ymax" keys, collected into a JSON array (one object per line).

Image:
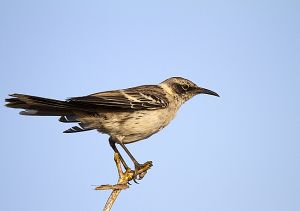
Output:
[{"xmin": 5, "ymin": 77, "xmax": 219, "ymax": 179}]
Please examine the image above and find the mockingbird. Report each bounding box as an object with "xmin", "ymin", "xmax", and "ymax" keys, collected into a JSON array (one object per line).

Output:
[{"xmin": 6, "ymin": 77, "xmax": 219, "ymax": 180}]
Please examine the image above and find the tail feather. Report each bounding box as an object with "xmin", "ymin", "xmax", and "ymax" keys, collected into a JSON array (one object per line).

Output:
[
  {"xmin": 5, "ymin": 93, "xmax": 75, "ymax": 116},
  {"xmin": 6, "ymin": 93, "xmax": 97, "ymax": 133},
  {"xmin": 59, "ymin": 115, "xmax": 80, "ymax": 123},
  {"xmin": 63, "ymin": 126, "xmax": 93, "ymax": 133}
]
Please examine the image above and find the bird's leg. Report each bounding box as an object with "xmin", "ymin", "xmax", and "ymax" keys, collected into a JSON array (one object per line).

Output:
[
  {"xmin": 109, "ymin": 138, "xmax": 130, "ymax": 170},
  {"xmin": 109, "ymin": 138, "xmax": 138, "ymax": 184},
  {"xmin": 119, "ymin": 143, "xmax": 152, "ymax": 180}
]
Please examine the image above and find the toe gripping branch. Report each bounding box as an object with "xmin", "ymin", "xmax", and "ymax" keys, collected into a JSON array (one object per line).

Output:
[{"xmin": 95, "ymin": 153, "xmax": 153, "ymax": 211}]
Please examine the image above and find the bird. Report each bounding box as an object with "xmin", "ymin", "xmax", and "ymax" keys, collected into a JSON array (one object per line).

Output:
[{"xmin": 5, "ymin": 76, "xmax": 219, "ymax": 180}]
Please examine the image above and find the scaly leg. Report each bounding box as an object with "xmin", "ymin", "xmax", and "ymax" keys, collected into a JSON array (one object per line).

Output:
[
  {"xmin": 109, "ymin": 138, "xmax": 130, "ymax": 170},
  {"xmin": 119, "ymin": 142, "xmax": 153, "ymax": 180}
]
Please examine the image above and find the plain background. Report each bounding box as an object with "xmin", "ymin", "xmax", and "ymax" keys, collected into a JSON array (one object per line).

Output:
[{"xmin": 1, "ymin": 1, "xmax": 299, "ymax": 211}]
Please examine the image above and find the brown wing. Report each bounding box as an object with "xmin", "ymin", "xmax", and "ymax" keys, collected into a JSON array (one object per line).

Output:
[{"xmin": 68, "ymin": 85, "xmax": 169, "ymax": 110}]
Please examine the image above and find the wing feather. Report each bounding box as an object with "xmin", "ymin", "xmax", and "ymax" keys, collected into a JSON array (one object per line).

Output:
[{"xmin": 68, "ymin": 85, "xmax": 168, "ymax": 110}]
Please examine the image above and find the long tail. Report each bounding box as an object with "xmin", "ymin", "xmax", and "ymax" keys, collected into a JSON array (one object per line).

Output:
[
  {"xmin": 5, "ymin": 93, "xmax": 98, "ymax": 133},
  {"xmin": 5, "ymin": 93, "xmax": 77, "ymax": 116}
]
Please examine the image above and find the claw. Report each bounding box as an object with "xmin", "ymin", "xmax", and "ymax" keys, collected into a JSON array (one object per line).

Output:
[
  {"xmin": 132, "ymin": 160, "xmax": 153, "ymax": 181},
  {"xmin": 133, "ymin": 177, "xmax": 139, "ymax": 184}
]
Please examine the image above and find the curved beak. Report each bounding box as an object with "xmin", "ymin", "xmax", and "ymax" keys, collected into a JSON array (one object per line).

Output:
[{"xmin": 196, "ymin": 87, "xmax": 220, "ymax": 97}]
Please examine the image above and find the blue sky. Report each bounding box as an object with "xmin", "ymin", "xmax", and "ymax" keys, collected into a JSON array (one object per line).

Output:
[{"xmin": 1, "ymin": 1, "xmax": 299, "ymax": 210}]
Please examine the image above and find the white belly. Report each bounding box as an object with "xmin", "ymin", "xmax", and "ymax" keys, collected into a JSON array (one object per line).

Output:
[{"xmin": 102, "ymin": 107, "xmax": 178, "ymax": 144}]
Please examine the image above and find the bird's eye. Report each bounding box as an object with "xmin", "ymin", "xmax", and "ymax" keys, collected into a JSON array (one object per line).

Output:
[
  {"xmin": 173, "ymin": 84, "xmax": 185, "ymax": 93},
  {"xmin": 173, "ymin": 83, "xmax": 191, "ymax": 94},
  {"xmin": 182, "ymin": 84, "xmax": 189, "ymax": 91}
]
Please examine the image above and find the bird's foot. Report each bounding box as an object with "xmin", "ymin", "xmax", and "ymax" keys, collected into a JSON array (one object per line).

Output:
[
  {"xmin": 94, "ymin": 155, "xmax": 152, "ymax": 190},
  {"xmin": 95, "ymin": 168, "xmax": 135, "ymax": 190},
  {"xmin": 133, "ymin": 161, "xmax": 153, "ymax": 181},
  {"xmin": 95, "ymin": 155, "xmax": 135, "ymax": 190}
]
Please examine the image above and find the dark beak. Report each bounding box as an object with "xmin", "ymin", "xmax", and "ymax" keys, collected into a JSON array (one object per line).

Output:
[{"xmin": 196, "ymin": 87, "xmax": 220, "ymax": 97}]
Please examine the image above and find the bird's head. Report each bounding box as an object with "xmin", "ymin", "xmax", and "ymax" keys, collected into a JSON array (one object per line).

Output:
[{"xmin": 161, "ymin": 77, "xmax": 219, "ymax": 103}]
